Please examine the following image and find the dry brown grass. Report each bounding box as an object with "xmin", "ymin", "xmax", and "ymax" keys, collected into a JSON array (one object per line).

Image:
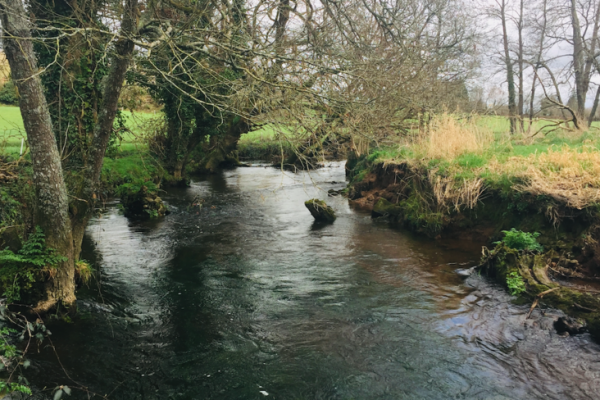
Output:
[
  {"xmin": 421, "ymin": 113, "xmax": 492, "ymax": 159},
  {"xmin": 498, "ymin": 146, "xmax": 600, "ymax": 209},
  {"xmin": 429, "ymin": 173, "xmax": 485, "ymax": 211}
]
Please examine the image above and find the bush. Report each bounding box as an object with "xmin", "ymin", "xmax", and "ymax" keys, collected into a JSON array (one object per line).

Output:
[
  {"xmin": 496, "ymin": 228, "xmax": 544, "ymax": 252},
  {"xmin": 0, "ymin": 81, "xmax": 18, "ymax": 105}
]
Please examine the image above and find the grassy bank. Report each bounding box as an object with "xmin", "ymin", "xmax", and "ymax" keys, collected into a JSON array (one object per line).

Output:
[
  {"xmin": 347, "ymin": 114, "xmax": 600, "ymax": 340},
  {"xmin": 358, "ymin": 113, "xmax": 600, "ymax": 212},
  {"xmin": 0, "ymin": 105, "xmax": 287, "ymax": 162}
]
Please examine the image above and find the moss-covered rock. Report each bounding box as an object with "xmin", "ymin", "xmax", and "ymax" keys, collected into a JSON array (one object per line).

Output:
[
  {"xmin": 305, "ymin": 199, "xmax": 336, "ymax": 223},
  {"xmin": 118, "ymin": 182, "xmax": 169, "ymax": 218}
]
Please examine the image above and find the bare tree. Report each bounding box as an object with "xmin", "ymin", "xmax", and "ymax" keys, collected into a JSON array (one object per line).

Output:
[
  {"xmin": 498, "ymin": 0, "xmax": 518, "ymax": 134},
  {"xmin": 569, "ymin": 0, "xmax": 600, "ymax": 123},
  {"xmin": 517, "ymin": 0, "xmax": 525, "ymax": 132}
]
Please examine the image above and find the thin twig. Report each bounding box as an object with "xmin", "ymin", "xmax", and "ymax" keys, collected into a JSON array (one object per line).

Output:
[{"xmin": 526, "ymin": 287, "xmax": 560, "ymax": 319}]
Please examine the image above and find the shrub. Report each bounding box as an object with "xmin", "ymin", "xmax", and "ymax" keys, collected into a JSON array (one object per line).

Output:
[
  {"xmin": 0, "ymin": 81, "xmax": 18, "ymax": 105},
  {"xmin": 116, "ymin": 179, "xmax": 167, "ymax": 218},
  {"xmin": 496, "ymin": 228, "xmax": 544, "ymax": 252}
]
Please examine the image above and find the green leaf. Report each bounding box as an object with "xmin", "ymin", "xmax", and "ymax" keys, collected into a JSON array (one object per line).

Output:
[
  {"xmin": 54, "ymin": 389, "xmax": 63, "ymax": 400},
  {"xmin": 63, "ymin": 386, "xmax": 72, "ymax": 395}
]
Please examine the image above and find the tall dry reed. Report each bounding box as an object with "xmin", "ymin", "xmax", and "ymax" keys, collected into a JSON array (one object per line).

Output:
[{"xmin": 422, "ymin": 113, "xmax": 492, "ymax": 159}]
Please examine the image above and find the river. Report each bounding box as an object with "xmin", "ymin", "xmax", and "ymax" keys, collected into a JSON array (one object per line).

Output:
[{"xmin": 25, "ymin": 162, "xmax": 600, "ymax": 399}]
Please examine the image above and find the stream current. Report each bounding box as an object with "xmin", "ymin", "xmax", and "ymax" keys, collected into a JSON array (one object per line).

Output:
[{"xmin": 27, "ymin": 162, "xmax": 600, "ymax": 399}]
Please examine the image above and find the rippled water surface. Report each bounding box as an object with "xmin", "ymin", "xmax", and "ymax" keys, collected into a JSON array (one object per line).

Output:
[{"xmin": 28, "ymin": 163, "xmax": 600, "ymax": 399}]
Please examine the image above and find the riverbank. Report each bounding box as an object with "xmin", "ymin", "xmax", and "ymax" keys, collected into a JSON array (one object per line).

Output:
[{"xmin": 346, "ymin": 115, "xmax": 600, "ymax": 340}]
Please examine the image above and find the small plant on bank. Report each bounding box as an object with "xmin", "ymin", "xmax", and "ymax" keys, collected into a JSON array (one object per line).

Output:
[
  {"xmin": 506, "ymin": 271, "xmax": 526, "ymax": 295},
  {"xmin": 75, "ymin": 260, "xmax": 93, "ymax": 284},
  {"xmin": 0, "ymin": 226, "xmax": 67, "ymax": 302},
  {"xmin": 495, "ymin": 228, "xmax": 544, "ymax": 252}
]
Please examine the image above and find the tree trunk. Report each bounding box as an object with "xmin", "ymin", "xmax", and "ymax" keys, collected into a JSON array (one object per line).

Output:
[
  {"xmin": 500, "ymin": 0, "xmax": 517, "ymax": 134},
  {"xmin": 582, "ymin": 1, "xmax": 600, "ymax": 119},
  {"xmin": 517, "ymin": 0, "xmax": 524, "ymax": 133},
  {"xmin": 571, "ymin": 0, "xmax": 586, "ymax": 120},
  {"xmin": 70, "ymin": 0, "xmax": 139, "ymax": 257},
  {"xmin": 205, "ymin": 118, "xmax": 250, "ymax": 172},
  {"xmin": 0, "ymin": 0, "xmax": 75, "ymax": 309},
  {"xmin": 272, "ymin": 0, "xmax": 290, "ymax": 77},
  {"xmin": 529, "ymin": 0, "xmax": 548, "ymax": 132},
  {"xmin": 87, "ymin": 0, "xmax": 139, "ymax": 187},
  {"xmin": 589, "ymin": 83, "xmax": 600, "ymax": 127}
]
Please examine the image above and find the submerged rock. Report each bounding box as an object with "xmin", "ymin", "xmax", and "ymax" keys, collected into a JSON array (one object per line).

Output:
[
  {"xmin": 455, "ymin": 266, "xmax": 479, "ymax": 277},
  {"xmin": 305, "ymin": 199, "xmax": 336, "ymax": 223}
]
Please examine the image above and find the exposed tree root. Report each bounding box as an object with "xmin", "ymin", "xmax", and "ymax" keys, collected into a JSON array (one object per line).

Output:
[{"xmin": 526, "ymin": 287, "xmax": 560, "ymax": 319}]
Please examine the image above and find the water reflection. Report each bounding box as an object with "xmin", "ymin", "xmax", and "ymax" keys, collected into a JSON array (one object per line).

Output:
[{"xmin": 27, "ymin": 162, "xmax": 600, "ymax": 399}]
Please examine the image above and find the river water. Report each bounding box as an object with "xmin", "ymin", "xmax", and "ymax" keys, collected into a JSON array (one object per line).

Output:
[{"xmin": 26, "ymin": 162, "xmax": 600, "ymax": 399}]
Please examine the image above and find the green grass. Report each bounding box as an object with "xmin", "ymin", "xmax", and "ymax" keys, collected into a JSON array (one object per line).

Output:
[
  {"xmin": 239, "ymin": 125, "xmax": 280, "ymax": 143},
  {"xmin": 473, "ymin": 115, "xmax": 600, "ymax": 137},
  {"xmin": 0, "ymin": 106, "xmax": 25, "ymax": 155},
  {"xmin": 374, "ymin": 122, "xmax": 600, "ymax": 166},
  {"xmin": 0, "ymin": 106, "xmax": 157, "ymax": 157},
  {"xmin": 0, "ymin": 106, "xmax": 163, "ymax": 194},
  {"xmin": 238, "ymin": 124, "xmax": 300, "ymax": 160},
  {"xmin": 0, "ymin": 105, "xmax": 24, "ymax": 134},
  {"xmin": 101, "ymin": 152, "xmax": 165, "ymax": 189}
]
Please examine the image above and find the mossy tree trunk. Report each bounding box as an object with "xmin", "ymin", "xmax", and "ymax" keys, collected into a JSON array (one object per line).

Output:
[
  {"xmin": 74, "ymin": 0, "xmax": 139, "ymax": 258},
  {"xmin": 0, "ymin": 0, "xmax": 139, "ymax": 310},
  {"xmin": 205, "ymin": 117, "xmax": 250, "ymax": 172},
  {"xmin": 0, "ymin": 0, "xmax": 76, "ymax": 309}
]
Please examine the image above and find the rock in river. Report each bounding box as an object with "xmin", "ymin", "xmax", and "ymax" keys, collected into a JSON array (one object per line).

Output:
[
  {"xmin": 554, "ymin": 316, "xmax": 586, "ymax": 336},
  {"xmin": 305, "ymin": 199, "xmax": 336, "ymax": 223}
]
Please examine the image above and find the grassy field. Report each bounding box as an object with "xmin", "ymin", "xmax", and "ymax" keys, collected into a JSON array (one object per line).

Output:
[
  {"xmin": 0, "ymin": 105, "xmax": 282, "ymax": 157},
  {"xmin": 0, "ymin": 106, "xmax": 157, "ymax": 157}
]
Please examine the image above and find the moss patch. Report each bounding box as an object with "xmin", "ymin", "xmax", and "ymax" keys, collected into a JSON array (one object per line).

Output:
[{"xmin": 305, "ymin": 199, "xmax": 336, "ymax": 223}]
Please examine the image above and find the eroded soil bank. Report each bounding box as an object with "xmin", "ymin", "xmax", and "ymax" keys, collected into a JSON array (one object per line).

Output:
[{"xmin": 346, "ymin": 158, "xmax": 600, "ymax": 340}]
